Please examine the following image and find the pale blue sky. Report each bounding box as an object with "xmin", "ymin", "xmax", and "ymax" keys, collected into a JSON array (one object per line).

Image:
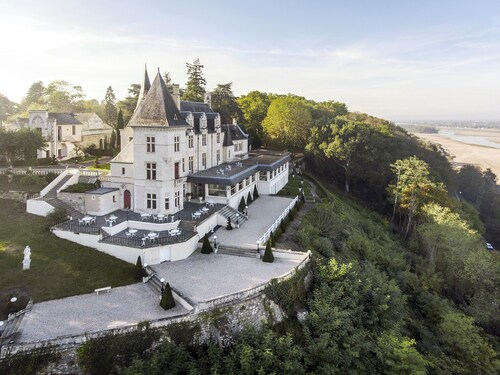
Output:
[{"xmin": 1, "ymin": 0, "xmax": 500, "ymax": 120}]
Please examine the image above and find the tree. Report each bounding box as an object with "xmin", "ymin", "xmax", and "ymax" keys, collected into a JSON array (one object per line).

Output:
[
  {"xmin": 160, "ymin": 282, "xmax": 176, "ymax": 310},
  {"xmin": 16, "ymin": 128, "xmax": 47, "ymax": 162},
  {"xmin": 103, "ymin": 86, "xmax": 117, "ymax": 126},
  {"xmin": 237, "ymin": 91, "xmax": 272, "ymax": 148},
  {"xmin": 457, "ymin": 165, "xmax": 484, "ymax": 203},
  {"xmin": 238, "ymin": 196, "xmax": 246, "ymax": 213},
  {"xmin": 262, "ymin": 97, "xmax": 313, "ymax": 154},
  {"xmin": 210, "ymin": 83, "xmax": 242, "ymax": 124},
  {"xmin": 163, "ymin": 72, "xmax": 174, "ymax": 93},
  {"xmin": 318, "ymin": 117, "xmax": 379, "ymax": 193},
  {"xmin": 43, "ymin": 80, "xmax": 85, "ymax": 112},
  {"xmin": 182, "ymin": 58, "xmax": 206, "ymax": 102},
  {"xmin": 201, "ymin": 234, "xmax": 213, "ymax": 254},
  {"xmin": 117, "ymin": 83, "xmax": 140, "ymax": 123},
  {"xmin": 253, "ymin": 185, "xmax": 259, "ymax": 199},
  {"xmin": 116, "ymin": 108, "xmax": 125, "ymax": 148},
  {"xmin": 0, "ymin": 128, "xmax": 46, "ymax": 166},
  {"xmin": 135, "ymin": 256, "xmax": 147, "ymax": 280},
  {"xmin": 20, "ymin": 81, "xmax": 46, "ymax": 111},
  {"xmin": 262, "ymin": 240, "xmax": 274, "ymax": 263},
  {"xmin": 0, "ymin": 94, "xmax": 17, "ymax": 123}
]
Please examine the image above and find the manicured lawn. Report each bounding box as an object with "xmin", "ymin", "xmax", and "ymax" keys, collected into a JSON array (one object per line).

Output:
[
  {"xmin": 0, "ymin": 199, "xmax": 136, "ymax": 306},
  {"xmin": 277, "ymin": 175, "xmax": 314, "ymax": 199}
]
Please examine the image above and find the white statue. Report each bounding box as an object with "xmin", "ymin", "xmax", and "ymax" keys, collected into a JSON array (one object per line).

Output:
[
  {"xmin": 23, "ymin": 245, "xmax": 31, "ymax": 261},
  {"xmin": 23, "ymin": 245, "xmax": 31, "ymax": 270}
]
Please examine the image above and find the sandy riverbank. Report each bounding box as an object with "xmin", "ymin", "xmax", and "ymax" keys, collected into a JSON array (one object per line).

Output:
[{"xmin": 416, "ymin": 130, "xmax": 500, "ymax": 177}]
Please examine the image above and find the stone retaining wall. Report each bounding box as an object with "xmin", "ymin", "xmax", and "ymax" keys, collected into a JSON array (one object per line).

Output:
[{"xmin": 0, "ymin": 190, "xmax": 29, "ymax": 203}]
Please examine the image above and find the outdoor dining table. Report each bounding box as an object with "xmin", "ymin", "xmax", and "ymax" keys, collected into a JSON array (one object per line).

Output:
[
  {"xmin": 206, "ymin": 200, "xmax": 215, "ymax": 207},
  {"xmin": 193, "ymin": 212, "xmax": 202, "ymax": 219},
  {"xmin": 201, "ymin": 207, "xmax": 209, "ymax": 213},
  {"xmin": 157, "ymin": 214, "xmax": 166, "ymax": 222},
  {"xmin": 81, "ymin": 216, "xmax": 93, "ymax": 225},
  {"xmin": 128, "ymin": 229, "xmax": 138, "ymax": 236},
  {"xmin": 148, "ymin": 232, "xmax": 159, "ymax": 243},
  {"xmin": 141, "ymin": 213, "xmax": 151, "ymax": 221},
  {"xmin": 169, "ymin": 229, "xmax": 181, "ymax": 236}
]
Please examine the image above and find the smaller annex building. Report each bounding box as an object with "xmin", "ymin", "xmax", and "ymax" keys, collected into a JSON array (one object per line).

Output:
[{"xmin": 26, "ymin": 110, "xmax": 114, "ymax": 160}]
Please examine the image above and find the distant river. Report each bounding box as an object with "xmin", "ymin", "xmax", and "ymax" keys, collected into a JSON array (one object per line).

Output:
[{"xmin": 439, "ymin": 130, "xmax": 500, "ymax": 149}]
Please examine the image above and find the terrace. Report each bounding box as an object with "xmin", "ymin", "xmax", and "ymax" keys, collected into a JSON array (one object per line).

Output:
[{"xmin": 54, "ymin": 201, "xmax": 225, "ymax": 248}]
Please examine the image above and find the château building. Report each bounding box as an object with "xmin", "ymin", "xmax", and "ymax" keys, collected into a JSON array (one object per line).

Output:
[{"xmin": 101, "ymin": 67, "xmax": 290, "ymax": 215}]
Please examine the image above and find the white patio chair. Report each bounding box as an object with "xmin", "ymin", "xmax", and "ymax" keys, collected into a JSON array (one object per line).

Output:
[{"xmin": 78, "ymin": 219, "xmax": 84, "ymax": 225}]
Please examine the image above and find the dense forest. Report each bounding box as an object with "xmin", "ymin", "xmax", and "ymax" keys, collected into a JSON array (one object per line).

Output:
[{"xmin": 1, "ymin": 59, "xmax": 499, "ymax": 374}]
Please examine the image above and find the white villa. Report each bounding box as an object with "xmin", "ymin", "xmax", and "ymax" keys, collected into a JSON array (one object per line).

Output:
[
  {"xmin": 27, "ymin": 67, "xmax": 292, "ymax": 265},
  {"xmin": 27, "ymin": 110, "xmax": 114, "ymax": 159}
]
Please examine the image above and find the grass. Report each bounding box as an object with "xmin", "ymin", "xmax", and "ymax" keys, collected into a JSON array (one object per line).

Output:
[
  {"xmin": 0, "ymin": 175, "xmax": 48, "ymax": 193},
  {"xmin": 88, "ymin": 163, "xmax": 111, "ymax": 171},
  {"xmin": 277, "ymin": 175, "xmax": 314, "ymax": 199},
  {"xmin": 0, "ymin": 199, "xmax": 136, "ymax": 312}
]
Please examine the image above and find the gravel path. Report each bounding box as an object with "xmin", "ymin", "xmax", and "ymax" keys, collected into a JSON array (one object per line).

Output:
[
  {"xmin": 19, "ymin": 283, "xmax": 187, "ymax": 343},
  {"xmin": 151, "ymin": 251, "xmax": 302, "ymax": 303}
]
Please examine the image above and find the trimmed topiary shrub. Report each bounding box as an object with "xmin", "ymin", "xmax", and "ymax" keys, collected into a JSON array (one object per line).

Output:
[
  {"xmin": 262, "ymin": 240, "xmax": 274, "ymax": 263},
  {"xmin": 247, "ymin": 192, "xmax": 253, "ymax": 205},
  {"xmin": 160, "ymin": 282, "xmax": 176, "ymax": 310},
  {"xmin": 135, "ymin": 256, "xmax": 147, "ymax": 280},
  {"xmin": 280, "ymin": 219, "xmax": 286, "ymax": 233},
  {"xmin": 253, "ymin": 185, "xmax": 259, "ymax": 199},
  {"xmin": 226, "ymin": 216, "xmax": 233, "ymax": 230},
  {"xmin": 238, "ymin": 196, "xmax": 246, "ymax": 213},
  {"xmin": 201, "ymin": 234, "xmax": 213, "ymax": 254}
]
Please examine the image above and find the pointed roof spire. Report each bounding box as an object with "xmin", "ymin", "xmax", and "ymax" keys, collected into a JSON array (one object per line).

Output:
[
  {"xmin": 223, "ymin": 124, "xmax": 234, "ymax": 146},
  {"xmin": 136, "ymin": 64, "xmax": 151, "ymax": 109},
  {"xmin": 129, "ymin": 70, "xmax": 188, "ymax": 127}
]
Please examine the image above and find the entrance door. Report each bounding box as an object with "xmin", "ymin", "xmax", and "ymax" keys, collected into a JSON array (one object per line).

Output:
[{"xmin": 124, "ymin": 190, "xmax": 131, "ymax": 209}]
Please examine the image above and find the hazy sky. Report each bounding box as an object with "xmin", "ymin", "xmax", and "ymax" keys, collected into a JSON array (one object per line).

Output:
[{"xmin": 1, "ymin": 0, "xmax": 500, "ymax": 120}]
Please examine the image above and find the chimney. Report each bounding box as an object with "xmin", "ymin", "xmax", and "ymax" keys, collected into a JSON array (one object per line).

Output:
[
  {"xmin": 172, "ymin": 84, "xmax": 181, "ymax": 110},
  {"xmin": 204, "ymin": 93, "xmax": 212, "ymax": 107}
]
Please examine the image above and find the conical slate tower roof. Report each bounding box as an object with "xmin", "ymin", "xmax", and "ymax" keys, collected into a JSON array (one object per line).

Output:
[
  {"xmin": 135, "ymin": 65, "xmax": 151, "ymax": 109},
  {"xmin": 129, "ymin": 71, "xmax": 189, "ymax": 127}
]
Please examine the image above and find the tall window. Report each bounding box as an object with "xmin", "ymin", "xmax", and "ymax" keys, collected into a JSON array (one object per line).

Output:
[
  {"xmin": 174, "ymin": 162, "xmax": 180, "ymax": 179},
  {"xmin": 182, "ymin": 158, "xmax": 185, "ymax": 172},
  {"xmin": 216, "ymin": 132, "xmax": 220, "ymax": 143},
  {"xmin": 146, "ymin": 136, "xmax": 155, "ymax": 152},
  {"xmin": 146, "ymin": 162, "xmax": 157, "ymax": 180},
  {"xmin": 175, "ymin": 191, "xmax": 180, "ymax": 207},
  {"xmin": 146, "ymin": 193, "xmax": 157, "ymax": 209},
  {"xmin": 188, "ymin": 156, "xmax": 194, "ymax": 172},
  {"xmin": 72, "ymin": 125, "xmax": 76, "ymax": 135},
  {"xmin": 202, "ymin": 153, "xmax": 207, "ymax": 168},
  {"xmin": 165, "ymin": 197, "xmax": 170, "ymax": 210},
  {"xmin": 188, "ymin": 135, "xmax": 194, "ymax": 148},
  {"xmin": 216, "ymin": 150, "xmax": 220, "ymax": 164},
  {"xmin": 174, "ymin": 136, "xmax": 180, "ymax": 152},
  {"xmin": 202, "ymin": 134, "xmax": 207, "ymax": 146}
]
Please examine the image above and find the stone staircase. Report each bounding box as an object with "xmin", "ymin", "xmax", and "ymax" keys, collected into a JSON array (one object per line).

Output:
[
  {"xmin": 0, "ymin": 301, "xmax": 32, "ymax": 346},
  {"xmin": 43, "ymin": 174, "xmax": 73, "ymax": 198},
  {"xmin": 217, "ymin": 245, "xmax": 259, "ymax": 259},
  {"xmin": 37, "ymin": 173, "xmax": 83, "ymax": 218},
  {"xmin": 218, "ymin": 205, "xmax": 248, "ymax": 227}
]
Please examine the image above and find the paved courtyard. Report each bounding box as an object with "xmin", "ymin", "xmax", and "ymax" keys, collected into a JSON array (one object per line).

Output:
[
  {"xmin": 17, "ymin": 249, "xmax": 305, "ymax": 344},
  {"xmin": 151, "ymin": 250, "xmax": 302, "ymax": 303},
  {"xmin": 18, "ymin": 284, "xmax": 187, "ymax": 343},
  {"xmin": 215, "ymin": 196, "xmax": 294, "ymax": 248}
]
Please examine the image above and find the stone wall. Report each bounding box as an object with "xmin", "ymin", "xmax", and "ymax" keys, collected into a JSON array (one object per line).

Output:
[
  {"xmin": 57, "ymin": 192, "xmax": 85, "ymax": 213},
  {"xmin": 0, "ymin": 190, "xmax": 29, "ymax": 203},
  {"xmin": 37, "ymin": 293, "xmax": 285, "ymax": 374}
]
